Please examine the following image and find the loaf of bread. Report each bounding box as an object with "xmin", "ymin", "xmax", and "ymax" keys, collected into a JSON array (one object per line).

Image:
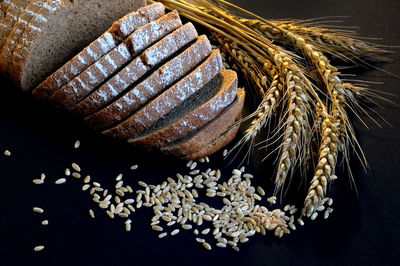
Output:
[
  {"xmin": 0, "ymin": 0, "xmax": 146, "ymax": 90},
  {"xmin": 0, "ymin": 1, "xmax": 245, "ymax": 159}
]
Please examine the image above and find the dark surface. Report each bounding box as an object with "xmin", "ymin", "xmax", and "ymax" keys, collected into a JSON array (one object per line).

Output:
[{"xmin": 1, "ymin": 0, "xmax": 399, "ymax": 265}]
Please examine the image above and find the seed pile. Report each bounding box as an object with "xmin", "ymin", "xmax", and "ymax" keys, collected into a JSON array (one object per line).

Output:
[{"xmin": 29, "ymin": 141, "xmax": 334, "ymax": 253}]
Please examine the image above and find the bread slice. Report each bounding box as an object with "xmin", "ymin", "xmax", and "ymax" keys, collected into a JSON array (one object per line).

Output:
[
  {"xmin": 128, "ymin": 69, "xmax": 238, "ymax": 150},
  {"xmin": 0, "ymin": 0, "xmax": 30, "ymax": 52},
  {"xmin": 102, "ymin": 48, "xmax": 223, "ymax": 140},
  {"xmin": 84, "ymin": 28, "xmax": 209, "ymax": 131},
  {"xmin": 70, "ymin": 20, "xmax": 198, "ymax": 119},
  {"xmin": 182, "ymin": 118, "xmax": 241, "ymax": 160},
  {"xmin": 32, "ymin": 2, "xmax": 165, "ymax": 100},
  {"xmin": 0, "ymin": 0, "xmax": 45, "ymax": 75},
  {"xmin": 161, "ymin": 88, "xmax": 245, "ymax": 157},
  {"xmin": 49, "ymin": 11, "xmax": 183, "ymax": 111},
  {"xmin": 7, "ymin": 0, "xmax": 146, "ymax": 91}
]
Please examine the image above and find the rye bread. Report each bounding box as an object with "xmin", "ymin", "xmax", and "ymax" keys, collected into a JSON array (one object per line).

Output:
[
  {"xmin": 182, "ymin": 118, "xmax": 241, "ymax": 160},
  {"xmin": 49, "ymin": 11, "xmax": 183, "ymax": 111},
  {"xmin": 161, "ymin": 88, "xmax": 245, "ymax": 157},
  {"xmin": 0, "ymin": 0, "xmax": 30, "ymax": 52},
  {"xmin": 102, "ymin": 48, "xmax": 223, "ymax": 140},
  {"xmin": 84, "ymin": 29, "xmax": 209, "ymax": 131},
  {"xmin": 0, "ymin": 0, "xmax": 45, "ymax": 75},
  {"xmin": 32, "ymin": 2, "xmax": 165, "ymax": 100},
  {"xmin": 70, "ymin": 20, "xmax": 197, "ymax": 119},
  {"xmin": 128, "ymin": 69, "xmax": 238, "ymax": 150},
  {"xmin": 7, "ymin": 0, "xmax": 146, "ymax": 91}
]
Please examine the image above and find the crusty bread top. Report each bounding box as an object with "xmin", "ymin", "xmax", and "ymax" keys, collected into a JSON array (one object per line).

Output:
[
  {"xmin": 0, "ymin": 0, "xmax": 30, "ymax": 51},
  {"xmin": 12, "ymin": 0, "xmax": 147, "ymax": 91},
  {"xmin": 84, "ymin": 23, "xmax": 202, "ymax": 131},
  {"xmin": 48, "ymin": 10, "xmax": 184, "ymax": 111},
  {"xmin": 32, "ymin": 2, "xmax": 162, "ymax": 100},
  {"xmin": 70, "ymin": 12, "xmax": 186, "ymax": 118},
  {"xmin": 0, "ymin": 0, "xmax": 46, "ymax": 74},
  {"xmin": 128, "ymin": 69, "xmax": 238, "ymax": 150},
  {"xmin": 161, "ymin": 88, "xmax": 245, "ymax": 157},
  {"xmin": 102, "ymin": 48, "xmax": 223, "ymax": 140}
]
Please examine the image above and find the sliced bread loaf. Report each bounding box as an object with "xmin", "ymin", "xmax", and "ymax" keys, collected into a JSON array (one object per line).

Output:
[
  {"xmin": 49, "ymin": 10, "xmax": 183, "ymax": 111},
  {"xmin": 32, "ymin": 2, "xmax": 165, "ymax": 100},
  {"xmin": 128, "ymin": 69, "xmax": 238, "ymax": 150},
  {"xmin": 102, "ymin": 48, "xmax": 223, "ymax": 140},
  {"xmin": 161, "ymin": 88, "xmax": 245, "ymax": 157},
  {"xmin": 7, "ymin": 0, "xmax": 146, "ymax": 91},
  {"xmin": 70, "ymin": 20, "xmax": 196, "ymax": 119},
  {"xmin": 0, "ymin": 0, "xmax": 30, "ymax": 52},
  {"xmin": 0, "ymin": 0, "xmax": 45, "ymax": 75},
  {"xmin": 83, "ymin": 26, "xmax": 208, "ymax": 131}
]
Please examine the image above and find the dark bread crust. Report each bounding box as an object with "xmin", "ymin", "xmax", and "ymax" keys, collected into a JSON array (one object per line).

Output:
[
  {"xmin": 161, "ymin": 88, "xmax": 245, "ymax": 157},
  {"xmin": 48, "ymin": 11, "xmax": 183, "ymax": 111},
  {"xmin": 101, "ymin": 47, "xmax": 221, "ymax": 140},
  {"xmin": 182, "ymin": 117, "xmax": 241, "ymax": 160},
  {"xmin": 84, "ymin": 32, "xmax": 211, "ymax": 131},
  {"xmin": 127, "ymin": 69, "xmax": 238, "ymax": 150},
  {"xmin": 70, "ymin": 15, "xmax": 190, "ymax": 119},
  {"xmin": 32, "ymin": 2, "xmax": 162, "ymax": 100}
]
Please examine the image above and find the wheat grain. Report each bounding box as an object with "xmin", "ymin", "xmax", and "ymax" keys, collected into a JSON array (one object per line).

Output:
[
  {"xmin": 33, "ymin": 207, "xmax": 44, "ymax": 213},
  {"xmin": 34, "ymin": 245, "xmax": 44, "ymax": 252},
  {"xmin": 3, "ymin": 150, "xmax": 11, "ymax": 156},
  {"xmin": 74, "ymin": 140, "xmax": 80, "ymax": 149}
]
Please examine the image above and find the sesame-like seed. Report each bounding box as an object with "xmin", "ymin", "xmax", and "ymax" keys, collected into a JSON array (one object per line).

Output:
[
  {"xmin": 93, "ymin": 182, "xmax": 101, "ymax": 187},
  {"xmin": 125, "ymin": 223, "xmax": 131, "ymax": 232},
  {"xmin": 186, "ymin": 160, "xmax": 193, "ymax": 168},
  {"xmin": 256, "ymin": 186, "xmax": 266, "ymax": 196},
  {"xmin": 82, "ymin": 184, "xmax": 90, "ymax": 191},
  {"xmin": 223, "ymin": 149, "xmax": 228, "ymax": 156},
  {"xmin": 202, "ymin": 242, "xmax": 212, "ymax": 250},
  {"xmin": 158, "ymin": 232, "xmax": 167, "ymax": 238},
  {"xmin": 65, "ymin": 168, "xmax": 71, "ymax": 176},
  {"xmin": 32, "ymin": 179, "xmax": 44, "ymax": 185},
  {"xmin": 232, "ymin": 169, "xmax": 242, "ymax": 176},
  {"xmin": 71, "ymin": 163, "xmax": 81, "ymax": 172},
  {"xmin": 72, "ymin": 172, "xmax": 81, "ymax": 178},
  {"xmin": 74, "ymin": 140, "xmax": 80, "ymax": 149},
  {"xmin": 182, "ymin": 224, "xmax": 192, "ymax": 230},
  {"xmin": 114, "ymin": 196, "xmax": 121, "ymax": 204},
  {"xmin": 152, "ymin": 225, "xmax": 163, "ymax": 232},
  {"xmin": 89, "ymin": 209, "xmax": 95, "ymax": 218},
  {"xmin": 324, "ymin": 210, "xmax": 330, "ymax": 219},
  {"xmin": 33, "ymin": 207, "xmax": 44, "ymax": 213},
  {"xmin": 84, "ymin": 175, "xmax": 91, "ymax": 183},
  {"xmin": 297, "ymin": 218, "xmax": 304, "ymax": 226},
  {"xmin": 311, "ymin": 212, "xmax": 318, "ymax": 220},
  {"xmin": 115, "ymin": 181, "xmax": 123, "ymax": 189},
  {"xmin": 216, "ymin": 243, "xmax": 226, "ymax": 248},
  {"xmin": 124, "ymin": 199, "xmax": 134, "ymax": 204},
  {"xmin": 34, "ymin": 245, "xmax": 45, "ymax": 252},
  {"xmin": 130, "ymin": 164, "xmax": 138, "ymax": 170},
  {"xmin": 201, "ymin": 228, "xmax": 210, "ymax": 235},
  {"xmin": 4, "ymin": 150, "xmax": 11, "ymax": 156},
  {"xmin": 190, "ymin": 162, "xmax": 197, "ymax": 170},
  {"xmin": 193, "ymin": 229, "xmax": 199, "ymax": 235},
  {"xmin": 196, "ymin": 238, "xmax": 205, "ymax": 243},
  {"xmin": 171, "ymin": 229, "xmax": 180, "ymax": 236},
  {"xmin": 41, "ymin": 220, "xmax": 49, "ymax": 225},
  {"xmin": 115, "ymin": 174, "xmax": 123, "ymax": 181},
  {"xmin": 55, "ymin": 178, "xmax": 66, "ymax": 184}
]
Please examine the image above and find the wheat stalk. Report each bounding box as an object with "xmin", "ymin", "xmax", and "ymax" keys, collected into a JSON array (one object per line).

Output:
[{"xmin": 154, "ymin": 0, "xmax": 389, "ymax": 220}]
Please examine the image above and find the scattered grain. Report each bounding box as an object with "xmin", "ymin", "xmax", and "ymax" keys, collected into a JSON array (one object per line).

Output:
[
  {"xmin": 71, "ymin": 163, "xmax": 81, "ymax": 172},
  {"xmin": 33, "ymin": 207, "xmax": 44, "ymax": 213},
  {"xmin": 89, "ymin": 209, "xmax": 95, "ymax": 219},
  {"xmin": 202, "ymin": 242, "xmax": 212, "ymax": 250},
  {"xmin": 34, "ymin": 245, "xmax": 44, "ymax": 252},
  {"xmin": 4, "ymin": 150, "xmax": 11, "ymax": 156},
  {"xmin": 74, "ymin": 140, "xmax": 80, "ymax": 149},
  {"xmin": 171, "ymin": 229, "xmax": 180, "ymax": 236},
  {"xmin": 72, "ymin": 172, "xmax": 81, "ymax": 178},
  {"xmin": 41, "ymin": 220, "xmax": 49, "ymax": 225},
  {"xmin": 55, "ymin": 178, "xmax": 66, "ymax": 184}
]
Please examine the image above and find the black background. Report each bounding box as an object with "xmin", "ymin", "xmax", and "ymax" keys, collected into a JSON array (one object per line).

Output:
[{"xmin": 1, "ymin": 0, "xmax": 399, "ymax": 265}]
